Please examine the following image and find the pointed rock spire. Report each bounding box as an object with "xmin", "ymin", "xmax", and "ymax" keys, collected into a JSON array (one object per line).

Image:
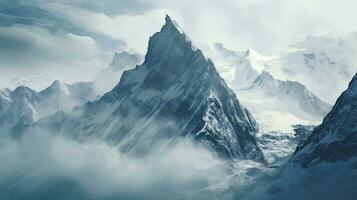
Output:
[
  {"xmin": 144, "ymin": 15, "xmax": 197, "ymax": 68},
  {"xmin": 51, "ymin": 15, "xmax": 265, "ymax": 163}
]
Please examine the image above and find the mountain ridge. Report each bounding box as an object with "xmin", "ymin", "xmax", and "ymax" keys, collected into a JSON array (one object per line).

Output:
[
  {"xmin": 40, "ymin": 15, "xmax": 266, "ymax": 163},
  {"xmin": 292, "ymin": 72, "xmax": 357, "ymax": 167}
]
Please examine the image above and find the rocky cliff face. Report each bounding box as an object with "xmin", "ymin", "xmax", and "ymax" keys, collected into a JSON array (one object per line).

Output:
[
  {"xmin": 293, "ymin": 73, "xmax": 357, "ymax": 167},
  {"xmin": 44, "ymin": 15, "xmax": 265, "ymax": 162}
]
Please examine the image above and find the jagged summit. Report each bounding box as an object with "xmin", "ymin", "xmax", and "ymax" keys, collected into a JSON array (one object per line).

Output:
[
  {"xmin": 245, "ymin": 70, "xmax": 331, "ymax": 120},
  {"xmin": 47, "ymin": 80, "xmax": 67, "ymax": 89},
  {"xmin": 144, "ymin": 15, "xmax": 197, "ymax": 67},
  {"xmin": 0, "ymin": 79, "xmax": 95, "ymax": 135},
  {"xmin": 251, "ymin": 70, "xmax": 275, "ymax": 87},
  {"xmin": 39, "ymin": 80, "xmax": 70, "ymax": 96},
  {"xmin": 164, "ymin": 14, "xmax": 185, "ymax": 35},
  {"xmin": 46, "ymin": 15, "xmax": 265, "ymax": 163},
  {"xmin": 12, "ymin": 86, "xmax": 38, "ymax": 100}
]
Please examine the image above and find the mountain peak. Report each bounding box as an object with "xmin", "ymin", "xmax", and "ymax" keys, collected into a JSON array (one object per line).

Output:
[
  {"xmin": 11, "ymin": 86, "xmax": 38, "ymax": 102},
  {"xmin": 109, "ymin": 51, "xmax": 142, "ymax": 71},
  {"xmin": 40, "ymin": 80, "xmax": 70, "ymax": 96},
  {"xmin": 64, "ymin": 15, "xmax": 265, "ymax": 163},
  {"xmin": 48, "ymin": 80, "xmax": 68, "ymax": 90},
  {"xmin": 253, "ymin": 71, "xmax": 275, "ymax": 86},
  {"xmin": 51, "ymin": 80, "xmax": 63, "ymax": 87},
  {"xmin": 159, "ymin": 14, "xmax": 190, "ymax": 43},
  {"xmin": 144, "ymin": 15, "xmax": 198, "ymax": 68},
  {"xmin": 164, "ymin": 14, "xmax": 184, "ymax": 34},
  {"xmin": 13, "ymin": 85, "xmax": 36, "ymax": 94}
]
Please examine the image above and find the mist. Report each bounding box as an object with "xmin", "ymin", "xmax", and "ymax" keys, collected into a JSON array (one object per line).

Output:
[{"xmin": 0, "ymin": 129, "xmax": 233, "ymax": 200}]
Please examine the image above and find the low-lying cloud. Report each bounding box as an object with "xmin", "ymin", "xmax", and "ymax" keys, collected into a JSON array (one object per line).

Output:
[{"xmin": 0, "ymin": 129, "xmax": 231, "ymax": 199}]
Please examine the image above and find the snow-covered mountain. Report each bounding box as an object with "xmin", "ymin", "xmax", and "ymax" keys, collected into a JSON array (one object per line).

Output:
[
  {"xmin": 0, "ymin": 80, "xmax": 93, "ymax": 135},
  {"xmin": 293, "ymin": 72, "xmax": 357, "ymax": 167},
  {"xmin": 194, "ymin": 87, "xmax": 357, "ymax": 199},
  {"xmin": 39, "ymin": 15, "xmax": 265, "ymax": 163},
  {"xmin": 93, "ymin": 51, "xmax": 143, "ymax": 95},
  {"xmin": 9, "ymin": 72, "xmax": 57, "ymax": 92},
  {"xmin": 213, "ymin": 43, "xmax": 264, "ymax": 86},
  {"xmin": 239, "ymin": 73, "xmax": 357, "ymax": 200},
  {"xmin": 0, "ymin": 87, "xmax": 38, "ymax": 135},
  {"xmin": 213, "ymin": 32, "xmax": 357, "ymax": 107},
  {"xmin": 260, "ymin": 33, "xmax": 357, "ymax": 104},
  {"xmin": 244, "ymin": 71, "xmax": 331, "ymax": 121},
  {"xmin": 213, "ymin": 44, "xmax": 331, "ymax": 133},
  {"xmin": 36, "ymin": 80, "xmax": 95, "ymax": 118}
]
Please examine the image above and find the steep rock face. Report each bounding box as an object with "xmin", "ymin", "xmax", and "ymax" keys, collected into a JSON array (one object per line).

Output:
[
  {"xmin": 50, "ymin": 15, "xmax": 265, "ymax": 162},
  {"xmin": 293, "ymin": 73, "xmax": 357, "ymax": 167}
]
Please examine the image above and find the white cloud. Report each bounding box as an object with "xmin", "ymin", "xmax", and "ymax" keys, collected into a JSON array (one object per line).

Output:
[
  {"xmin": 36, "ymin": 0, "xmax": 357, "ymax": 57},
  {"xmin": 0, "ymin": 130, "xmax": 228, "ymax": 199},
  {"xmin": 1, "ymin": 0, "xmax": 357, "ymax": 88},
  {"xmin": 39, "ymin": 2, "xmax": 167, "ymax": 54},
  {"xmin": 0, "ymin": 25, "xmax": 105, "ymax": 89}
]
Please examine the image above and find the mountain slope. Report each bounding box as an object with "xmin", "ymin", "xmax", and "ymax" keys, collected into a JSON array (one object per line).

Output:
[
  {"xmin": 213, "ymin": 33, "xmax": 357, "ymax": 105},
  {"xmin": 0, "ymin": 87, "xmax": 38, "ymax": 135},
  {"xmin": 44, "ymin": 15, "xmax": 265, "ymax": 162},
  {"xmin": 213, "ymin": 43, "xmax": 265, "ymax": 86},
  {"xmin": 213, "ymin": 43, "xmax": 332, "ymax": 165},
  {"xmin": 221, "ymin": 73, "xmax": 357, "ymax": 200},
  {"xmin": 0, "ymin": 81, "xmax": 93, "ymax": 135},
  {"xmin": 213, "ymin": 44, "xmax": 331, "ymax": 132},
  {"xmin": 264, "ymin": 33, "xmax": 357, "ymax": 104},
  {"xmin": 293, "ymin": 73, "xmax": 357, "ymax": 167},
  {"xmin": 247, "ymin": 73, "xmax": 357, "ymax": 200},
  {"xmin": 244, "ymin": 71, "xmax": 331, "ymax": 122}
]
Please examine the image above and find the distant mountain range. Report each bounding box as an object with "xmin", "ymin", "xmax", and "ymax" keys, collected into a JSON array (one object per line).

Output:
[
  {"xmin": 214, "ymin": 43, "xmax": 332, "ymax": 133},
  {"xmin": 0, "ymin": 80, "xmax": 94, "ymax": 135},
  {"xmin": 35, "ymin": 15, "xmax": 265, "ymax": 162},
  {"xmin": 214, "ymin": 32, "xmax": 357, "ymax": 104},
  {"xmin": 0, "ymin": 14, "xmax": 357, "ymax": 200}
]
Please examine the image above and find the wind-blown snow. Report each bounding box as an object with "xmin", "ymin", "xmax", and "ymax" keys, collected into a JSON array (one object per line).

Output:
[
  {"xmin": 37, "ymin": 15, "xmax": 265, "ymax": 163},
  {"xmin": 93, "ymin": 51, "xmax": 143, "ymax": 95}
]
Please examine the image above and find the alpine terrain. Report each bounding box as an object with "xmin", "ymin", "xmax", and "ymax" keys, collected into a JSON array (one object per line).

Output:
[
  {"xmin": 242, "ymin": 73, "xmax": 357, "ymax": 200},
  {"xmin": 38, "ymin": 15, "xmax": 265, "ymax": 162}
]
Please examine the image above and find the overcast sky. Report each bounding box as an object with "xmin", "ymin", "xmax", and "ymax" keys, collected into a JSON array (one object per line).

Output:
[{"xmin": 1, "ymin": 0, "xmax": 357, "ymax": 85}]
